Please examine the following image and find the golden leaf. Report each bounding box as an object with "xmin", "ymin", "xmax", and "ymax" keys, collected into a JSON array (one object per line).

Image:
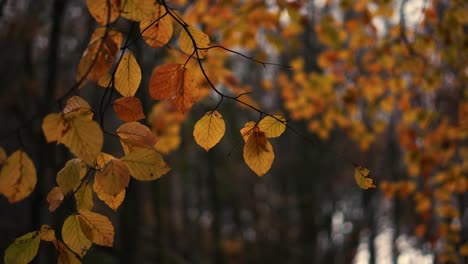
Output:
[
  {"xmin": 96, "ymin": 152, "xmax": 115, "ymax": 169},
  {"xmin": 0, "ymin": 150, "xmax": 37, "ymax": 203},
  {"xmin": 74, "ymin": 182, "xmax": 94, "ymax": 211},
  {"xmin": 38, "ymin": 225, "xmax": 56, "ymax": 242},
  {"xmin": 4, "ymin": 231, "xmax": 40, "ymax": 264},
  {"xmin": 240, "ymin": 121, "xmax": 256, "ymax": 142},
  {"xmin": 193, "ymin": 111, "xmax": 225, "ymax": 151},
  {"xmin": 116, "ymin": 122, "xmax": 158, "ymax": 154},
  {"xmin": 47, "ymin": 187, "xmax": 64, "ymax": 212},
  {"xmin": 79, "ymin": 210, "xmax": 114, "ymax": 247},
  {"xmin": 42, "ymin": 113, "xmax": 66, "ymax": 143},
  {"xmin": 62, "ymin": 215, "xmax": 92, "ymax": 257},
  {"xmin": 140, "ymin": 5, "xmax": 173, "ymax": 47},
  {"xmin": 114, "ymin": 52, "xmax": 142, "ymax": 97},
  {"xmin": 95, "ymin": 159, "xmax": 130, "ymax": 196},
  {"xmin": 122, "ymin": 148, "xmax": 170, "ymax": 181},
  {"xmin": 179, "ymin": 26, "xmax": 210, "ymax": 58},
  {"xmin": 243, "ymin": 132, "xmax": 274, "ymax": 176},
  {"xmin": 112, "ymin": 96, "xmax": 145, "ymax": 122},
  {"xmin": 56, "ymin": 158, "xmax": 87, "ymax": 195},
  {"xmin": 121, "ymin": 0, "xmax": 159, "ymax": 21},
  {"xmin": 354, "ymin": 166, "xmax": 376, "ymax": 189},
  {"xmin": 86, "ymin": 0, "xmax": 120, "ymax": 25},
  {"xmin": 93, "ymin": 178, "xmax": 125, "ymax": 211},
  {"xmin": 258, "ymin": 115, "xmax": 286, "ymax": 138}
]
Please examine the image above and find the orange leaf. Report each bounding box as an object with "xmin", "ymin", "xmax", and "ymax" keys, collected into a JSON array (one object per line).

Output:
[
  {"xmin": 93, "ymin": 179, "xmax": 125, "ymax": 211},
  {"xmin": 243, "ymin": 131, "xmax": 274, "ymax": 176},
  {"xmin": 120, "ymin": 0, "xmax": 159, "ymax": 22},
  {"xmin": 86, "ymin": 0, "xmax": 120, "ymax": 25},
  {"xmin": 47, "ymin": 186, "xmax": 64, "ymax": 212},
  {"xmin": 116, "ymin": 122, "xmax": 158, "ymax": 154},
  {"xmin": 149, "ymin": 63, "xmax": 183, "ymax": 99},
  {"xmin": 113, "ymin": 97, "xmax": 145, "ymax": 122},
  {"xmin": 95, "ymin": 159, "xmax": 130, "ymax": 196},
  {"xmin": 354, "ymin": 166, "xmax": 376, "ymax": 189},
  {"xmin": 140, "ymin": 6, "xmax": 173, "ymax": 47}
]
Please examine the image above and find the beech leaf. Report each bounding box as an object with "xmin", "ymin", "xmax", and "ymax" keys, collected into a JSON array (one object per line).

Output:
[{"xmin": 193, "ymin": 111, "xmax": 225, "ymax": 151}]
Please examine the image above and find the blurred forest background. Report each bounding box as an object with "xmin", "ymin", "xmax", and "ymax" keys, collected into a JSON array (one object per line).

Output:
[{"xmin": 0, "ymin": 0, "xmax": 467, "ymax": 263}]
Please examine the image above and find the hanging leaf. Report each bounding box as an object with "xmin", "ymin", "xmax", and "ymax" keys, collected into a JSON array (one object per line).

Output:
[
  {"xmin": 193, "ymin": 111, "xmax": 225, "ymax": 151},
  {"xmin": 243, "ymin": 131, "xmax": 274, "ymax": 176},
  {"xmin": 63, "ymin": 96, "xmax": 93, "ymax": 120},
  {"xmin": 79, "ymin": 210, "xmax": 114, "ymax": 247},
  {"xmin": 140, "ymin": 6, "xmax": 173, "ymax": 48},
  {"xmin": 57, "ymin": 240, "xmax": 81, "ymax": 264},
  {"xmin": 116, "ymin": 122, "xmax": 158, "ymax": 154},
  {"xmin": 179, "ymin": 26, "xmax": 210, "ymax": 58},
  {"xmin": 258, "ymin": 115, "xmax": 286, "ymax": 138},
  {"xmin": 47, "ymin": 187, "xmax": 64, "ymax": 212},
  {"xmin": 0, "ymin": 150, "xmax": 37, "ymax": 203},
  {"xmin": 96, "ymin": 152, "xmax": 115, "ymax": 169},
  {"xmin": 122, "ymin": 148, "xmax": 170, "ymax": 181},
  {"xmin": 95, "ymin": 159, "xmax": 130, "ymax": 196},
  {"xmin": 120, "ymin": 0, "xmax": 159, "ymax": 22},
  {"xmin": 86, "ymin": 0, "xmax": 120, "ymax": 25},
  {"xmin": 240, "ymin": 121, "xmax": 256, "ymax": 142},
  {"xmin": 112, "ymin": 96, "xmax": 145, "ymax": 122},
  {"xmin": 93, "ymin": 178, "xmax": 125, "ymax": 211},
  {"xmin": 60, "ymin": 115, "xmax": 103, "ymax": 165},
  {"xmin": 38, "ymin": 225, "xmax": 56, "ymax": 242},
  {"xmin": 114, "ymin": 52, "xmax": 142, "ymax": 97},
  {"xmin": 4, "ymin": 231, "xmax": 40, "ymax": 264},
  {"xmin": 62, "ymin": 215, "xmax": 92, "ymax": 257},
  {"xmin": 42, "ymin": 113, "xmax": 66, "ymax": 142},
  {"xmin": 74, "ymin": 182, "xmax": 94, "ymax": 211},
  {"xmin": 56, "ymin": 158, "xmax": 87, "ymax": 195},
  {"xmin": 354, "ymin": 166, "xmax": 376, "ymax": 189}
]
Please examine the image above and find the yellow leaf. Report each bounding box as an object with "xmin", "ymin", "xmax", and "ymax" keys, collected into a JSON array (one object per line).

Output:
[
  {"xmin": 63, "ymin": 96, "xmax": 93, "ymax": 120},
  {"xmin": 42, "ymin": 113, "xmax": 66, "ymax": 143},
  {"xmin": 0, "ymin": 150, "xmax": 37, "ymax": 203},
  {"xmin": 121, "ymin": 0, "xmax": 159, "ymax": 21},
  {"xmin": 60, "ymin": 116, "xmax": 103, "ymax": 165},
  {"xmin": 112, "ymin": 96, "xmax": 145, "ymax": 122},
  {"xmin": 122, "ymin": 148, "xmax": 170, "ymax": 181},
  {"xmin": 114, "ymin": 52, "xmax": 141, "ymax": 97},
  {"xmin": 116, "ymin": 122, "xmax": 158, "ymax": 154},
  {"xmin": 74, "ymin": 182, "xmax": 94, "ymax": 211},
  {"xmin": 258, "ymin": 115, "xmax": 286, "ymax": 138},
  {"xmin": 193, "ymin": 111, "xmax": 225, "ymax": 151},
  {"xmin": 86, "ymin": 0, "xmax": 120, "ymax": 25},
  {"xmin": 243, "ymin": 132, "xmax": 274, "ymax": 176},
  {"xmin": 0, "ymin": 146, "xmax": 6, "ymax": 164},
  {"xmin": 179, "ymin": 26, "xmax": 210, "ymax": 58},
  {"xmin": 79, "ymin": 210, "xmax": 114, "ymax": 247},
  {"xmin": 96, "ymin": 152, "xmax": 115, "ymax": 169},
  {"xmin": 93, "ymin": 178, "xmax": 125, "ymax": 211},
  {"xmin": 240, "ymin": 121, "xmax": 256, "ymax": 142},
  {"xmin": 62, "ymin": 215, "xmax": 92, "ymax": 257},
  {"xmin": 47, "ymin": 187, "xmax": 64, "ymax": 212},
  {"xmin": 38, "ymin": 225, "xmax": 56, "ymax": 242},
  {"xmin": 354, "ymin": 166, "xmax": 376, "ymax": 189},
  {"xmin": 140, "ymin": 6, "xmax": 173, "ymax": 47},
  {"xmin": 95, "ymin": 159, "xmax": 130, "ymax": 196},
  {"xmin": 4, "ymin": 231, "xmax": 40, "ymax": 264},
  {"xmin": 57, "ymin": 241, "xmax": 81, "ymax": 264},
  {"xmin": 57, "ymin": 158, "xmax": 87, "ymax": 195}
]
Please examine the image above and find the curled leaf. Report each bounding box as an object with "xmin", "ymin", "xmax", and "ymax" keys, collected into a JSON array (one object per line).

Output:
[{"xmin": 354, "ymin": 166, "xmax": 376, "ymax": 189}]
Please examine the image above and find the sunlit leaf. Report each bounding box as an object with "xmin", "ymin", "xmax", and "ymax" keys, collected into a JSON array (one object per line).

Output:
[
  {"xmin": 95, "ymin": 159, "xmax": 130, "ymax": 196},
  {"xmin": 62, "ymin": 215, "xmax": 92, "ymax": 257},
  {"xmin": 121, "ymin": 0, "xmax": 159, "ymax": 21},
  {"xmin": 86, "ymin": 0, "xmax": 120, "ymax": 25},
  {"xmin": 63, "ymin": 96, "xmax": 93, "ymax": 120},
  {"xmin": 79, "ymin": 210, "xmax": 114, "ymax": 247},
  {"xmin": 122, "ymin": 148, "xmax": 170, "ymax": 181},
  {"xmin": 57, "ymin": 158, "xmax": 87, "ymax": 195},
  {"xmin": 193, "ymin": 111, "xmax": 225, "ymax": 151},
  {"xmin": 114, "ymin": 52, "xmax": 142, "ymax": 97},
  {"xmin": 4, "ymin": 231, "xmax": 40, "ymax": 264},
  {"xmin": 0, "ymin": 150, "xmax": 37, "ymax": 203},
  {"xmin": 116, "ymin": 122, "xmax": 158, "ymax": 154},
  {"xmin": 93, "ymin": 178, "xmax": 125, "ymax": 211},
  {"xmin": 240, "ymin": 121, "xmax": 256, "ymax": 142},
  {"xmin": 112, "ymin": 96, "xmax": 145, "ymax": 122},
  {"xmin": 140, "ymin": 5, "xmax": 173, "ymax": 47},
  {"xmin": 243, "ymin": 131, "xmax": 274, "ymax": 176},
  {"xmin": 47, "ymin": 186, "xmax": 64, "ymax": 212},
  {"xmin": 179, "ymin": 26, "xmax": 210, "ymax": 58},
  {"xmin": 258, "ymin": 115, "xmax": 286, "ymax": 138},
  {"xmin": 354, "ymin": 166, "xmax": 376, "ymax": 189}
]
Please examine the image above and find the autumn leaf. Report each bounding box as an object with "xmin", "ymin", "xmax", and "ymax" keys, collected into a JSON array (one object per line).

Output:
[
  {"xmin": 38, "ymin": 225, "xmax": 56, "ymax": 242},
  {"xmin": 4, "ymin": 231, "xmax": 40, "ymax": 264},
  {"xmin": 95, "ymin": 158, "xmax": 130, "ymax": 196},
  {"xmin": 93, "ymin": 178, "xmax": 125, "ymax": 211},
  {"xmin": 42, "ymin": 113, "xmax": 66, "ymax": 142},
  {"xmin": 0, "ymin": 150, "xmax": 37, "ymax": 203},
  {"xmin": 240, "ymin": 121, "xmax": 256, "ymax": 142},
  {"xmin": 79, "ymin": 210, "xmax": 114, "ymax": 247},
  {"xmin": 243, "ymin": 131, "xmax": 274, "ymax": 176},
  {"xmin": 122, "ymin": 148, "xmax": 170, "ymax": 181},
  {"xmin": 140, "ymin": 6, "xmax": 173, "ymax": 48},
  {"xmin": 56, "ymin": 158, "xmax": 87, "ymax": 194},
  {"xmin": 114, "ymin": 52, "xmax": 142, "ymax": 97},
  {"xmin": 74, "ymin": 182, "xmax": 94, "ymax": 211},
  {"xmin": 258, "ymin": 115, "xmax": 286, "ymax": 138},
  {"xmin": 47, "ymin": 187, "xmax": 64, "ymax": 212},
  {"xmin": 57, "ymin": 241, "xmax": 81, "ymax": 264},
  {"xmin": 62, "ymin": 215, "xmax": 92, "ymax": 257},
  {"xmin": 179, "ymin": 25, "xmax": 210, "ymax": 58},
  {"xmin": 116, "ymin": 122, "xmax": 158, "ymax": 154},
  {"xmin": 120, "ymin": 0, "xmax": 159, "ymax": 22},
  {"xmin": 96, "ymin": 152, "xmax": 115, "ymax": 169},
  {"xmin": 86, "ymin": 0, "xmax": 120, "ymax": 25},
  {"xmin": 113, "ymin": 96, "xmax": 145, "ymax": 122},
  {"xmin": 193, "ymin": 111, "xmax": 225, "ymax": 151},
  {"xmin": 354, "ymin": 166, "xmax": 376, "ymax": 189}
]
